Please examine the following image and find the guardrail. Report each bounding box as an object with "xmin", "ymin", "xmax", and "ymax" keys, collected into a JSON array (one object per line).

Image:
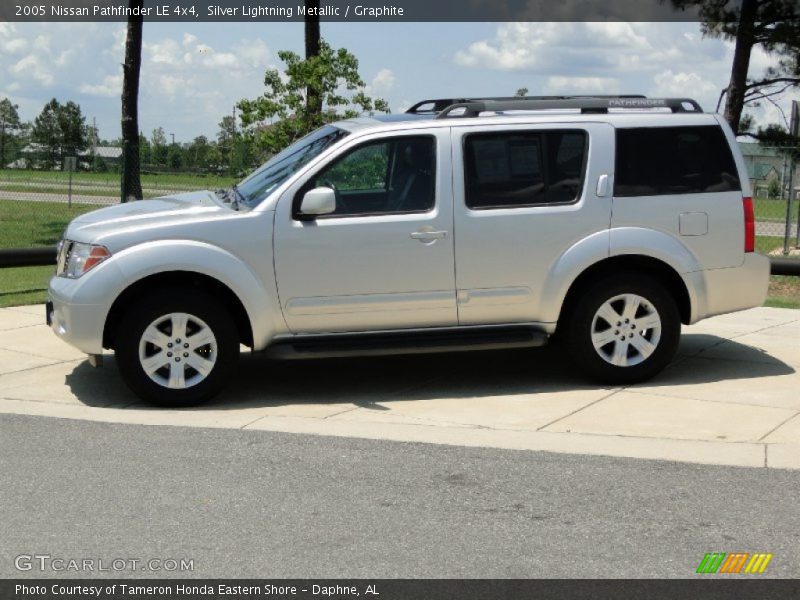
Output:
[
  {"xmin": 1, "ymin": 246, "xmax": 798, "ymax": 275},
  {"xmin": 0, "ymin": 247, "xmax": 57, "ymax": 268}
]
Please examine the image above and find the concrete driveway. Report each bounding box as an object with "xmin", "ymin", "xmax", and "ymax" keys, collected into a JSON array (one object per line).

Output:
[{"xmin": 1, "ymin": 304, "xmax": 798, "ymax": 470}]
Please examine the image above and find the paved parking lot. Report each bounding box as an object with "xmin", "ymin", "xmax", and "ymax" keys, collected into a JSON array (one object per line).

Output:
[{"xmin": 0, "ymin": 304, "xmax": 798, "ymax": 469}]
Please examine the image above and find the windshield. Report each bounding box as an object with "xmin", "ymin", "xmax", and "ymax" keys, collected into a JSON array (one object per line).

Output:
[{"xmin": 229, "ymin": 125, "xmax": 349, "ymax": 209}]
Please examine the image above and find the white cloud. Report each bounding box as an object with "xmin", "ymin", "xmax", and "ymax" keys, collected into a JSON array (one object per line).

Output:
[
  {"xmin": 80, "ymin": 74, "xmax": 123, "ymax": 98},
  {"xmin": 370, "ymin": 68, "xmax": 396, "ymax": 94},
  {"xmin": 544, "ymin": 76, "xmax": 620, "ymax": 95},
  {"xmin": 650, "ymin": 70, "xmax": 717, "ymax": 100},
  {"xmin": 9, "ymin": 55, "xmax": 54, "ymax": 86}
]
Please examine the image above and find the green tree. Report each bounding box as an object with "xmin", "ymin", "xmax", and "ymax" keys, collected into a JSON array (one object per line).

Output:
[
  {"xmin": 216, "ymin": 115, "xmax": 239, "ymax": 174},
  {"xmin": 167, "ymin": 144, "xmax": 183, "ymax": 169},
  {"xmin": 0, "ymin": 98, "xmax": 22, "ymax": 167},
  {"xmin": 31, "ymin": 99, "xmax": 63, "ymax": 168},
  {"xmin": 515, "ymin": 87, "xmax": 529, "ymax": 97},
  {"xmin": 188, "ymin": 135, "xmax": 212, "ymax": 170},
  {"xmin": 138, "ymin": 132, "xmax": 152, "ymax": 165},
  {"xmin": 767, "ymin": 176, "xmax": 782, "ymax": 199},
  {"xmin": 238, "ymin": 42, "xmax": 389, "ymax": 157},
  {"xmin": 671, "ymin": 0, "xmax": 799, "ymax": 137},
  {"xmin": 31, "ymin": 99, "xmax": 88, "ymax": 169},
  {"xmin": 151, "ymin": 127, "xmax": 168, "ymax": 166},
  {"xmin": 57, "ymin": 101, "xmax": 87, "ymax": 159}
]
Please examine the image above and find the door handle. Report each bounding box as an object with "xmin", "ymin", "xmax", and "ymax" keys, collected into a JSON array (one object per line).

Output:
[{"xmin": 410, "ymin": 230, "xmax": 448, "ymax": 242}]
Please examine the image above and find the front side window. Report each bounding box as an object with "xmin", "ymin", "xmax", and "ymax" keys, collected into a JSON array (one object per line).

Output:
[
  {"xmin": 464, "ymin": 130, "xmax": 588, "ymax": 209},
  {"xmin": 296, "ymin": 136, "xmax": 436, "ymax": 218},
  {"xmin": 615, "ymin": 125, "xmax": 741, "ymax": 197}
]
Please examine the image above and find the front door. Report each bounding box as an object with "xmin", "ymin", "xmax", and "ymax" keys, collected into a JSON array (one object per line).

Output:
[{"xmin": 274, "ymin": 129, "xmax": 457, "ymax": 333}]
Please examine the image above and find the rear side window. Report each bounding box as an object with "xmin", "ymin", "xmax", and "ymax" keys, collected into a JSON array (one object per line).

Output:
[
  {"xmin": 464, "ymin": 130, "xmax": 588, "ymax": 209},
  {"xmin": 615, "ymin": 126, "xmax": 741, "ymax": 197}
]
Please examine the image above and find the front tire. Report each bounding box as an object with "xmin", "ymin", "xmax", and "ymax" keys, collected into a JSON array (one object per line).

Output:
[
  {"xmin": 565, "ymin": 275, "xmax": 680, "ymax": 385},
  {"xmin": 115, "ymin": 288, "xmax": 239, "ymax": 406}
]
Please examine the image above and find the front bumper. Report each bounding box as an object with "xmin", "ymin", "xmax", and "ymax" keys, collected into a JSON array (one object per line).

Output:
[{"xmin": 47, "ymin": 275, "xmax": 109, "ymax": 355}]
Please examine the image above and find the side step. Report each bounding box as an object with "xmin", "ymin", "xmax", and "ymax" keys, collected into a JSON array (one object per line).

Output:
[{"xmin": 265, "ymin": 325, "xmax": 548, "ymax": 360}]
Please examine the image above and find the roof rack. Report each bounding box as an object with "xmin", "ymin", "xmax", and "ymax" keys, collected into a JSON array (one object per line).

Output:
[
  {"xmin": 405, "ymin": 95, "xmax": 649, "ymax": 115},
  {"xmin": 428, "ymin": 96, "xmax": 704, "ymax": 119}
]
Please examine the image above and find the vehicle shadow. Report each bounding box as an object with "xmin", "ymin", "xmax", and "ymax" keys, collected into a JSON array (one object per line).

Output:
[{"xmin": 66, "ymin": 333, "xmax": 795, "ymax": 411}]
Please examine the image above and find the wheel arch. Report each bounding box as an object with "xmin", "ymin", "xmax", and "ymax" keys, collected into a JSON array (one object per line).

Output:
[
  {"xmin": 103, "ymin": 271, "xmax": 253, "ymax": 350},
  {"xmin": 557, "ymin": 255, "xmax": 694, "ymax": 329}
]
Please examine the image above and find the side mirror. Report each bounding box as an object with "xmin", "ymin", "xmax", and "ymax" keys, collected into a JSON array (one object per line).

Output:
[{"xmin": 299, "ymin": 186, "xmax": 336, "ymax": 218}]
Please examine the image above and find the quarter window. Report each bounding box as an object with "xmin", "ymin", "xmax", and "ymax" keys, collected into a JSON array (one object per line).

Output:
[
  {"xmin": 615, "ymin": 126, "xmax": 741, "ymax": 197},
  {"xmin": 464, "ymin": 130, "xmax": 588, "ymax": 209}
]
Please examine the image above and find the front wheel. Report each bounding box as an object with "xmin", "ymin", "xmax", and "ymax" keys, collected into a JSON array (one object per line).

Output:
[
  {"xmin": 115, "ymin": 289, "xmax": 239, "ymax": 406},
  {"xmin": 565, "ymin": 275, "xmax": 680, "ymax": 385}
]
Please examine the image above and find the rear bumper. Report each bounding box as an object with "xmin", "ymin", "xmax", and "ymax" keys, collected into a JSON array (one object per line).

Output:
[{"xmin": 696, "ymin": 253, "xmax": 771, "ymax": 322}]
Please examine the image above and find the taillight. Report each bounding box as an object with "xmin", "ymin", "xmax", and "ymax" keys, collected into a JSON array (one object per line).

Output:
[{"xmin": 743, "ymin": 196, "xmax": 755, "ymax": 253}]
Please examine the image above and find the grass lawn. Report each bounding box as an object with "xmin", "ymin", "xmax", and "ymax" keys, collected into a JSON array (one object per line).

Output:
[
  {"xmin": 0, "ymin": 266, "xmax": 53, "ymax": 308},
  {"xmin": 753, "ymin": 197, "xmax": 794, "ymax": 223},
  {"xmin": 0, "ymin": 199, "xmax": 99, "ymax": 249}
]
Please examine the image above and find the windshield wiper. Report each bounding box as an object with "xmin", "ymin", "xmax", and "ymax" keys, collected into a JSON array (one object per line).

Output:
[
  {"xmin": 216, "ymin": 186, "xmax": 245, "ymax": 211},
  {"xmin": 230, "ymin": 184, "xmax": 246, "ymax": 210}
]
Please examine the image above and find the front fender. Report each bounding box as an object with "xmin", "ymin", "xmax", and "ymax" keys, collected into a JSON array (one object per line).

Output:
[{"xmin": 110, "ymin": 240, "xmax": 282, "ymax": 349}]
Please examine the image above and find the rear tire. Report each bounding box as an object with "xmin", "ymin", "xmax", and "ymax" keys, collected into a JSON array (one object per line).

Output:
[
  {"xmin": 564, "ymin": 275, "xmax": 680, "ymax": 385},
  {"xmin": 115, "ymin": 288, "xmax": 239, "ymax": 406}
]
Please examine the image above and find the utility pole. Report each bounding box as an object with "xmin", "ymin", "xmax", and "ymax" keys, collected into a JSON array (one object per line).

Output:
[{"xmin": 170, "ymin": 133, "xmax": 175, "ymax": 145}]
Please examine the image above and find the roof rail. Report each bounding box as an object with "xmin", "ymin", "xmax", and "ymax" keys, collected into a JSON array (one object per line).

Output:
[
  {"xmin": 430, "ymin": 97, "xmax": 703, "ymax": 119},
  {"xmin": 405, "ymin": 95, "xmax": 648, "ymax": 115}
]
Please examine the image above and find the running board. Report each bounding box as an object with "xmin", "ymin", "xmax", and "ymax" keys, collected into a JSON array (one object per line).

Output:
[{"xmin": 265, "ymin": 326, "xmax": 548, "ymax": 360}]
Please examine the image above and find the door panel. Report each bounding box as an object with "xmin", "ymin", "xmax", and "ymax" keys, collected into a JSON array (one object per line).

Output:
[
  {"xmin": 274, "ymin": 129, "xmax": 457, "ymax": 333},
  {"xmin": 452, "ymin": 122, "xmax": 615, "ymax": 325}
]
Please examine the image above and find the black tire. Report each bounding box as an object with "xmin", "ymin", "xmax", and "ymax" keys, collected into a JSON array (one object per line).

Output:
[
  {"xmin": 115, "ymin": 288, "xmax": 239, "ymax": 406},
  {"xmin": 564, "ymin": 274, "xmax": 680, "ymax": 385}
]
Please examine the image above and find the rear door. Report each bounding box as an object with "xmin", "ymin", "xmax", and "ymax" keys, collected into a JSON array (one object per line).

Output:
[{"xmin": 452, "ymin": 122, "xmax": 615, "ymax": 325}]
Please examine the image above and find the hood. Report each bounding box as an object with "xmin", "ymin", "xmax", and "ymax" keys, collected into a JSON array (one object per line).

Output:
[{"xmin": 65, "ymin": 190, "xmax": 232, "ymax": 243}]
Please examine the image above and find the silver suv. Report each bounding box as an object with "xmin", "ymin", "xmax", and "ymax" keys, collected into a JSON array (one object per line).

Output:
[{"xmin": 47, "ymin": 96, "xmax": 770, "ymax": 405}]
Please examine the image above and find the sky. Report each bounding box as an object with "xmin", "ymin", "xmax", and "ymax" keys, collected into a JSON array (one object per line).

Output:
[{"xmin": 1, "ymin": 21, "xmax": 798, "ymax": 144}]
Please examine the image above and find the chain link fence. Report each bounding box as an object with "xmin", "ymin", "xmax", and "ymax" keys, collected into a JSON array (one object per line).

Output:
[
  {"xmin": 745, "ymin": 142, "xmax": 800, "ymax": 258},
  {"xmin": 0, "ymin": 159, "xmax": 238, "ymax": 251}
]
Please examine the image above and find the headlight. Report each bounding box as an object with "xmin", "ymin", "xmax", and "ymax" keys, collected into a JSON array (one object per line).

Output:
[{"xmin": 57, "ymin": 241, "xmax": 111, "ymax": 279}]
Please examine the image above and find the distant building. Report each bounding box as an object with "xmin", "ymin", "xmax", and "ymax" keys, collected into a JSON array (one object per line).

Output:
[
  {"xmin": 82, "ymin": 146, "xmax": 122, "ymax": 166},
  {"xmin": 7, "ymin": 144, "xmax": 122, "ymax": 169},
  {"xmin": 738, "ymin": 142, "xmax": 788, "ymax": 198}
]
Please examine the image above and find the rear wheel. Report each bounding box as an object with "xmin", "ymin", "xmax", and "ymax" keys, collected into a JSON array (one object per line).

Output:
[
  {"xmin": 115, "ymin": 288, "xmax": 239, "ymax": 406},
  {"xmin": 565, "ymin": 275, "xmax": 680, "ymax": 385}
]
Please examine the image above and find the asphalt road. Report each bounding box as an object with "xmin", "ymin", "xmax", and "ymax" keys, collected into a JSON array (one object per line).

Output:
[{"xmin": 1, "ymin": 414, "xmax": 799, "ymax": 579}]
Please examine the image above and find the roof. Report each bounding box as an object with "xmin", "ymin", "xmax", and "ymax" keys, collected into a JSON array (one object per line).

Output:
[
  {"xmin": 738, "ymin": 143, "xmax": 782, "ymax": 158},
  {"xmin": 83, "ymin": 147, "xmax": 122, "ymax": 159},
  {"xmin": 746, "ymin": 162, "xmax": 779, "ymax": 180}
]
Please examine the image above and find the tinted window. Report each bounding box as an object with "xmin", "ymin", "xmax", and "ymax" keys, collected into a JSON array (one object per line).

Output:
[
  {"xmin": 298, "ymin": 136, "xmax": 436, "ymax": 217},
  {"xmin": 615, "ymin": 126, "xmax": 741, "ymax": 197},
  {"xmin": 465, "ymin": 131, "xmax": 587, "ymax": 209}
]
